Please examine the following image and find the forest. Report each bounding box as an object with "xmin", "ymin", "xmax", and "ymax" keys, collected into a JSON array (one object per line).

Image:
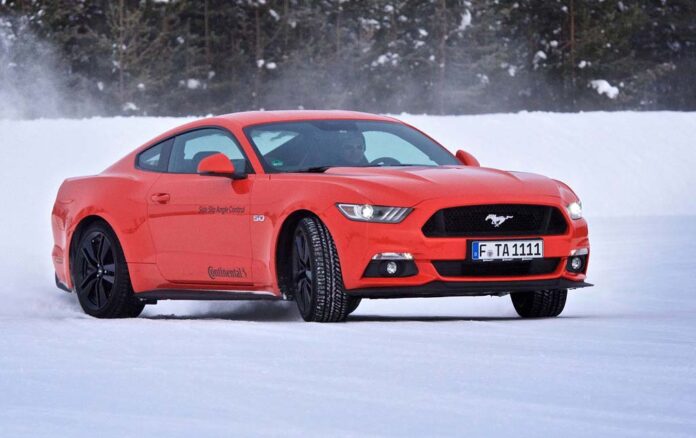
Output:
[{"xmin": 1, "ymin": 0, "xmax": 694, "ymax": 117}]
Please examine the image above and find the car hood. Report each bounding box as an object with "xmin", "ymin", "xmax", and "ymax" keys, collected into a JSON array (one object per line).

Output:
[{"xmin": 296, "ymin": 165, "xmax": 565, "ymax": 206}]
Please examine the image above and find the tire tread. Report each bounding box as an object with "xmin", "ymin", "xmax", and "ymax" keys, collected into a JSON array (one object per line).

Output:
[
  {"xmin": 511, "ymin": 289, "xmax": 567, "ymax": 318},
  {"xmin": 298, "ymin": 217, "xmax": 350, "ymax": 322}
]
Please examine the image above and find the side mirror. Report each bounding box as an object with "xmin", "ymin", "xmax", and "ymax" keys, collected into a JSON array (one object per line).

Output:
[
  {"xmin": 197, "ymin": 153, "xmax": 246, "ymax": 179},
  {"xmin": 456, "ymin": 149, "xmax": 480, "ymax": 167}
]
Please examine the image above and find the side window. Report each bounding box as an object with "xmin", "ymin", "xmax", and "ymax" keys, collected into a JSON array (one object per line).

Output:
[
  {"xmin": 136, "ymin": 138, "xmax": 172, "ymax": 172},
  {"xmin": 363, "ymin": 131, "xmax": 437, "ymax": 165},
  {"xmin": 168, "ymin": 128, "xmax": 250, "ymax": 174}
]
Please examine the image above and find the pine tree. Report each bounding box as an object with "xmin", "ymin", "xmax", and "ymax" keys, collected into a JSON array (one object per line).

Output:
[{"xmin": 1, "ymin": 0, "xmax": 694, "ymax": 116}]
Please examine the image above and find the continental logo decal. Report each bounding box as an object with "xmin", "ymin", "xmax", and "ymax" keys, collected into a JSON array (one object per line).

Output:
[
  {"xmin": 208, "ymin": 266, "xmax": 248, "ymax": 279},
  {"xmin": 199, "ymin": 205, "xmax": 245, "ymax": 215}
]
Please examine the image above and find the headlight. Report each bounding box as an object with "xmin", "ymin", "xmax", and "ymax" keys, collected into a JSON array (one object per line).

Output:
[
  {"xmin": 567, "ymin": 201, "xmax": 583, "ymax": 220},
  {"xmin": 337, "ymin": 203, "xmax": 412, "ymax": 223}
]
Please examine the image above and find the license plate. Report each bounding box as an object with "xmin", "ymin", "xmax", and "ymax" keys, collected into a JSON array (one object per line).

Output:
[{"xmin": 471, "ymin": 239, "xmax": 544, "ymax": 261}]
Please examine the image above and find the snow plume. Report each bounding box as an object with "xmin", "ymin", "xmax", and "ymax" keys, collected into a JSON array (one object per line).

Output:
[{"xmin": 0, "ymin": 14, "xmax": 96, "ymax": 119}]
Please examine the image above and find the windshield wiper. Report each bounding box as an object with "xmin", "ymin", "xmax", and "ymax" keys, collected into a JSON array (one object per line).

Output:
[{"xmin": 293, "ymin": 166, "xmax": 334, "ymax": 173}]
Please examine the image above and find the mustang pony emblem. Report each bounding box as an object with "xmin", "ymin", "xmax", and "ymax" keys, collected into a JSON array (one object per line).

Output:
[{"xmin": 485, "ymin": 214, "xmax": 513, "ymax": 227}]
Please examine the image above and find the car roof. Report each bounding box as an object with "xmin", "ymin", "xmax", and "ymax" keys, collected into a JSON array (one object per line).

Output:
[
  {"xmin": 217, "ymin": 110, "xmax": 398, "ymax": 127},
  {"xmin": 108, "ymin": 110, "xmax": 424, "ymax": 174},
  {"xmin": 127, "ymin": 110, "xmax": 403, "ymax": 159}
]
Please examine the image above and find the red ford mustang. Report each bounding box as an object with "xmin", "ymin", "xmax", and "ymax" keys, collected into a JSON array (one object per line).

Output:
[{"xmin": 51, "ymin": 110, "xmax": 590, "ymax": 321}]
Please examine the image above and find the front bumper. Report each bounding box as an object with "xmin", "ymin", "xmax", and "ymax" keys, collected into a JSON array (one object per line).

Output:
[
  {"xmin": 349, "ymin": 278, "xmax": 593, "ymax": 299},
  {"xmin": 325, "ymin": 197, "xmax": 590, "ymax": 294}
]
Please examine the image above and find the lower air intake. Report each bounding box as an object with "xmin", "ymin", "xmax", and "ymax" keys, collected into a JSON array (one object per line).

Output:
[{"xmin": 433, "ymin": 258, "xmax": 561, "ymax": 277}]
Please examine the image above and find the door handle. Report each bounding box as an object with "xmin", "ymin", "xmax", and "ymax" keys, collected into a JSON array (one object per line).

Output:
[{"xmin": 151, "ymin": 193, "xmax": 171, "ymax": 204}]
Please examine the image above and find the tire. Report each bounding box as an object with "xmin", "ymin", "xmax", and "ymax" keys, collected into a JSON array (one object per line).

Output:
[
  {"xmin": 72, "ymin": 222, "xmax": 145, "ymax": 318},
  {"xmin": 292, "ymin": 216, "xmax": 350, "ymax": 322},
  {"xmin": 346, "ymin": 297, "xmax": 362, "ymax": 316},
  {"xmin": 511, "ymin": 289, "xmax": 567, "ymax": 318}
]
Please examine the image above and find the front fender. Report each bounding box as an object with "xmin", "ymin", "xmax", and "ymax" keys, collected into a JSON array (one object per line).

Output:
[{"xmin": 250, "ymin": 175, "xmax": 370, "ymax": 291}]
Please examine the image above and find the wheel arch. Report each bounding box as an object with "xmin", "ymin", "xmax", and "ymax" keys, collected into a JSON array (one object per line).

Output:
[
  {"xmin": 274, "ymin": 209, "xmax": 319, "ymax": 298},
  {"xmin": 67, "ymin": 215, "xmax": 119, "ymax": 288}
]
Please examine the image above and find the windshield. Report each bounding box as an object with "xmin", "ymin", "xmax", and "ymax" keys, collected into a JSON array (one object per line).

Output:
[{"xmin": 244, "ymin": 120, "xmax": 459, "ymax": 173}]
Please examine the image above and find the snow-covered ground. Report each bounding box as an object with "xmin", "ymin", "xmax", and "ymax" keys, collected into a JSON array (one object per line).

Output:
[{"xmin": 0, "ymin": 112, "xmax": 695, "ymax": 436}]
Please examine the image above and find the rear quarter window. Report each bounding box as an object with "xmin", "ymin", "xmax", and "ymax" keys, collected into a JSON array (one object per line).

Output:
[{"xmin": 136, "ymin": 138, "xmax": 173, "ymax": 172}]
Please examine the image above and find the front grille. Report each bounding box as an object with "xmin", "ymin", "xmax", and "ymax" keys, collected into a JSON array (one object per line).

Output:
[
  {"xmin": 433, "ymin": 258, "xmax": 561, "ymax": 277},
  {"xmin": 422, "ymin": 204, "xmax": 567, "ymax": 237}
]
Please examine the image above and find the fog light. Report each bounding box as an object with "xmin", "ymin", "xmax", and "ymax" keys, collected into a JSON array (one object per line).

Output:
[
  {"xmin": 363, "ymin": 258, "xmax": 418, "ymax": 278},
  {"xmin": 570, "ymin": 256, "xmax": 583, "ymax": 271}
]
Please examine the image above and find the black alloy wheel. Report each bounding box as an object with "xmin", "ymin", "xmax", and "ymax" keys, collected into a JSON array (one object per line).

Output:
[
  {"xmin": 73, "ymin": 222, "xmax": 145, "ymax": 318},
  {"xmin": 77, "ymin": 231, "xmax": 115, "ymax": 311},
  {"xmin": 292, "ymin": 226, "xmax": 314, "ymax": 317}
]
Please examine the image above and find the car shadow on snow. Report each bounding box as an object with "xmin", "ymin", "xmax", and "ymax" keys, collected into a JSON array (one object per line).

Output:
[
  {"xmin": 142, "ymin": 300, "xmax": 302, "ymax": 322},
  {"xmin": 138, "ymin": 300, "xmax": 591, "ymax": 323},
  {"xmin": 348, "ymin": 315, "xmax": 587, "ymax": 322},
  {"xmin": 143, "ymin": 309, "xmax": 587, "ymax": 323}
]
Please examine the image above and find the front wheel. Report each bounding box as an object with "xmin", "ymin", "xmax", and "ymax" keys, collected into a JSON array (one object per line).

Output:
[
  {"xmin": 73, "ymin": 222, "xmax": 145, "ymax": 318},
  {"xmin": 346, "ymin": 297, "xmax": 362, "ymax": 316},
  {"xmin": 292, "ymin": 216, "xmax": 350, "ymax": 322},
  {"xmin": 511, "ymin": 289, "xmax": 567, "ymax": 318}
]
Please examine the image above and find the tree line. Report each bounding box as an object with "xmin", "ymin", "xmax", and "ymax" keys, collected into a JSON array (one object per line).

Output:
[{"xmin": 1, "ymin": 0, "xmax": 694, "ymax": 118}]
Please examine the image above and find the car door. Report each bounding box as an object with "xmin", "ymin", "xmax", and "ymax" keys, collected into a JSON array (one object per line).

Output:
[{"xmin": 147, "ymin": 128, "xmax": 254, "ymax": 286}]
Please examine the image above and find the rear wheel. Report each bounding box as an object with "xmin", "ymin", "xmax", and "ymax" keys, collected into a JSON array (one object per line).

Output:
[
  {"xmin": 73, "ymin": 222, "xmax": 145, "ymax": 318},
  {"xmin": 292, "ymin": 217, "xmax": 350, "ymax": 322},
  {"xmin": 511, "ymin": 289, "xmax": 567, "ymax": 318}
]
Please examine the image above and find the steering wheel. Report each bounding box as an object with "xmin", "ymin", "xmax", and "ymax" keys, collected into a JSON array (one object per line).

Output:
[{"xmin": 369, "ymin": 156, "xmax": 402, "ymax": 166}]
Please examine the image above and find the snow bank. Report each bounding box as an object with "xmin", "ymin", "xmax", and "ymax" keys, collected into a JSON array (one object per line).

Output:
[{"xmin": 0, "ymin": 113, "xmax": 695, "ymax": 436}]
